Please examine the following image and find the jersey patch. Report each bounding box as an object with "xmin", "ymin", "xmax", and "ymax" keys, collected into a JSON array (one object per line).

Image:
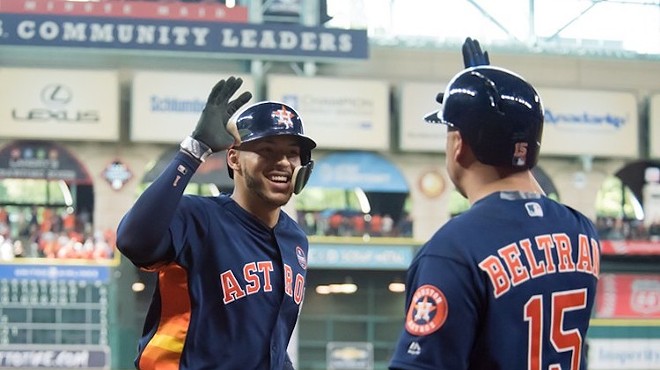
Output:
[
  {"xmin": 525, "ymin": 202, "xmax": 543, "ymax": 217},
  {"xmin": 296, "ymin": 246, "xmax": 307, "ymax": 270},
  {"xmin": 405, "ymin": 284, "xmax": 448, "ymax": 336}
]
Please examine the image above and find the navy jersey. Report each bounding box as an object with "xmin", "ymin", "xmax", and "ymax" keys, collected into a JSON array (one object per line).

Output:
[
  {"xmin": 389, "ymin": 192, "xmax": 600, "ymax": 370},
  {"xmin": 117, "ymin": 152, "xmax": 308, "ymax": 370}
]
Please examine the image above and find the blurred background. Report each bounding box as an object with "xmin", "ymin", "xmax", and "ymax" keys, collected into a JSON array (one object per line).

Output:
[{"xmin": 0, "ymin": 0, "xmax": 658, "ymax": 369}]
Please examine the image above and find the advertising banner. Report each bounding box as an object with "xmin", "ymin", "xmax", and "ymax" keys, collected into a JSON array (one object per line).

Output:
[
  {"xmin": 0, "ymin": 0, "xmax": 248, "ymax": 22},
  {"xmin": 650, "ymin": 94, "xmax": 660, "ymax": 159},
  {"xmin": 0, "ymin": 68, "xmax": 119, "ymax": 141},
  {"xmin": 537, "ymin": 88, "xmax": 638, "ymax": 157},
  {"xmin": 267, "ymin": 75, "xmax": 390, "ymax": 150},
  {"xmin": 130, "ymin": 71, "xmax": 255, "ymax": 143},
  {"xmin": 398, "ymin": 82, "xmax": 447, "ymax": 152},
  {"xmin": 588, "ymin": 339, "xmax": 660, "ymax": 370},
  {"xmin": 0, "ymin": 345, "xmax": 110, "ymax": 369},
  {"xmin": 595, "ymin": 273, "xmax": 660, "ymax": 319},
  {"xmin": 308, "ymin": 244, "xmax": 414, "ymax": 270},
  {"xmin": 0, "ymin": 12, "xmax": 369, "ymax": 60},
  {"xmin": 0, "ymin": 140, "xmax": 92, "ymax": 183},
  {"xmin": 306, "ymin": 151, "xmax": 408, "ymax": 192}
]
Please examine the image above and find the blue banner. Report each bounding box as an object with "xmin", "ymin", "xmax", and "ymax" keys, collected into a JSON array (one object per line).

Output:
[
  {"xmin": 0, "ymin": 346, "xmax": 109, "ymax": 369},
  {"xmin": 308, "ymin": 151, "xmax": 410, "ymax": 192},
  {"xmin": 0, "ymin": 13, "xmax": 369, "ymax": 60},
  {"xmin": 0, "ymin": 264, "xmax": 111, "ymax": 282},
  {"xmin": 308, "ymin": 244, "xmax": 414, "ymax": 270}
]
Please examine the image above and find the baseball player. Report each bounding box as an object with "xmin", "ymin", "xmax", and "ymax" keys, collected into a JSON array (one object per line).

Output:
[
  {"xmin": 116, "ymin": 76, "xmax": 316, "ymax": 369},
  {"xmin": 389, "ymin": 39, "xmax": 601, "ymax": 370}
]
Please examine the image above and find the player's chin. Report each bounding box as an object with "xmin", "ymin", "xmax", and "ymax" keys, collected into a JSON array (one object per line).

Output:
[{"xmin": 266, "ymin": 182, "xmax": 294, "ymax": 203}]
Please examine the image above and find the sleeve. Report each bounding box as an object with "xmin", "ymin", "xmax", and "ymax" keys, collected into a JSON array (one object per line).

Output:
[
  {"xmin": 115, "ymin": 151, "xmax": 201, "ymax": 267},
  {"xmin": 389, "ymin": 254, "xmax": 481, "ymax": 370}
]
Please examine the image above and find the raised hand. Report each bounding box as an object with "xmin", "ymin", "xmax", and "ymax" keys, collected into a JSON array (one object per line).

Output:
[
  {"xmin": 462, "ymin": 37, "xmax": 490, "ymax": 68},
  {"xmin": 192, "ymin": 76, "xmax": 253, "ymax": 152}
]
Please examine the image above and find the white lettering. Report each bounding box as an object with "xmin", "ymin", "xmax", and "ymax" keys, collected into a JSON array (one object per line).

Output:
[
  {"xmin": 40, "ymin": 21, "xmax": 59, "ymax": 40},
  {"xmin": 157, "ymin": 26, "xmax": 170, "ymax": 45},
  {"xmin": 259, "ymin": 30, "xmax": 277, "ymax": 49},
  {"xmin": 17, "ymin": 21, "xmax": 36, "ymax": 39},
  {"xmin": 338, "ymin": 34, "xmax": 352, "ymax": 52},
  {"xmin": 89, "ymin": 23, "xmax": 114, "ymax": 42},
  {"xmin": 319, "ymin": 33, "xmax": 337, "ymax": 51},
  {"xmin": 300, "ymin": 32, "xmax": 316, "ymax": 50},
  {"xmin": 221, "ymin": 29, "xmax": 239, "ymax": 47},
  {"xmin": 191, "ymin": 27, "xmax": 209, "ymax": 46},
  {"xmin": 171, "ymin": 26, "xmax": 189, "ymax": 45},
  {"xmin": 135, "ymin": 25, "xmax": 156, "ymax": 44},
  {"xmin": 241, "ymin": 29, "xmax": 258, "ymax": 48},
  {"xmin": 117, "ymin": 24, "xmax": 133, "ymax": 43},
  {"xmin": 62, "ymin": 23, "xmax": 87, "ymax": 41},
  {"xmin": 279, "ymin": 31, "xmax": 297, "ymax": 49}
]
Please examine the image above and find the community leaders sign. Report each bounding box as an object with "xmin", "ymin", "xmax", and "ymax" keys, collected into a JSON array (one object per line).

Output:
[{"xmin": 0, "ymin": 13, "xmax": 369, "ymax": 60}]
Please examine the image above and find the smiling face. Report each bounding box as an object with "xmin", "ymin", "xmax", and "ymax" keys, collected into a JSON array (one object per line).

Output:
[{"xmin": 230, "ymin": 135, "xmax": 302, "ymax": 209}]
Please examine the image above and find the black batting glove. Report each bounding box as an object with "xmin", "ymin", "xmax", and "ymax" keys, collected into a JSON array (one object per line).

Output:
[
  {"xmin": 192, "ymin": 76, "xmax": 253, "ymax": 152},
  {"xmin": 462, "ymin": 37, "xmax": 490, "ymax": 68}
]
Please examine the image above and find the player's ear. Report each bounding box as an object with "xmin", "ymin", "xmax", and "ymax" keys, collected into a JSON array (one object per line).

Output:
[
  {"xmin": 227, "ymin": 148, "xmax": 241, "ymax": 175},
  {"xmin": 448, "ymin": 130, "xmax": 463, "ymax": 163},
  {"xmin": 450, "ymin": 131, "xmax": 474, "ymax": 167}
]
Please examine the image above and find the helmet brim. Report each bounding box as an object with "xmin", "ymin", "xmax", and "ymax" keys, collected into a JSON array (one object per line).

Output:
[{"xmin": 424, "ymin": 110, "xmax": 443, "ymax": 124}]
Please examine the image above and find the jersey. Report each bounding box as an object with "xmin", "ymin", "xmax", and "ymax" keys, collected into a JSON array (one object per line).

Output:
[
  {"xmin": 118, "ymin": 152, "xmax": 308, "ymax": 370},
  {"xmin": 389, "ymin": 191, "xmax": 601, "ymax": 370}
]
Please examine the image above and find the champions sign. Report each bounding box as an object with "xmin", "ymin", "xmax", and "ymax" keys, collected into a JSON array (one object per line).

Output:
[{"xmin": 0, "ymin": 1, "xmax": 369, "ymax": 60}]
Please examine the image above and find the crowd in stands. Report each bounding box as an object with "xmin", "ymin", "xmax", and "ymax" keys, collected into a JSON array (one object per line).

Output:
[
  {"xmin": 0, "ymin": 207, "xmax": 115, "ymax": 261},
  {"xmin": 595, "ymin": 216, "xmax": 660, "ymax": 242},
  {"xmin": 298, "ymin": 210, "xmax": 413, "ymax": 238},
  {"xmin": 4, "ymin": 203, "xmax": 659, "ymax": 261}
]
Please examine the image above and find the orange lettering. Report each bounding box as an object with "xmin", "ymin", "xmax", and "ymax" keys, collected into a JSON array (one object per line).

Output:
[
  {"xmin": 220, "ymin": 270, "xmax": 246, "ymax": 304},
  {"xmin": 575, "ymin": 234, "xmax": 593, "ymax": 274},
  {"xmin": 553, "ymin": 233, "xmax": 575, "ymax": 272},
  {"xmin": 479, "ymin": 255, "xmax": 511, "ymax": 298}
]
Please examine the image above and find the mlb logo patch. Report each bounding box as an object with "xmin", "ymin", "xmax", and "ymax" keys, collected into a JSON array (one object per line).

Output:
[
  {"xmin": 525, "ymin": 202, "xmax": 543, "ymax": 217},
  {"xmin": 296, "ymin": 246, "xmax": 307, "ymax": 270}
]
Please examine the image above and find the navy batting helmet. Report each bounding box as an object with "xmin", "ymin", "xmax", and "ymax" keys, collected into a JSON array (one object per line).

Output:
[
  {"xmin": 425, "ymin": 66, "xmax": 544, "ymax": 169},
  {"xmin": 227, "ymin": 101, "xmax": 316, "ymax": 181}
]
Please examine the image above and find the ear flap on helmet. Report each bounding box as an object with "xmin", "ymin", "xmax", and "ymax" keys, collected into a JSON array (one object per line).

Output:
[{"xmin": 292, "ymin": 160, "xmax": 314, "ymax": 194}]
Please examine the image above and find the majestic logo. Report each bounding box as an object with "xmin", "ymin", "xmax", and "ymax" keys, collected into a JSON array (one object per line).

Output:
[
  {"xmin": 41, "ymin": 84, "xmax": 73, "ymax": 107},
  {"xmin": 407, "ymin": 341, "xmax": 421, "ymax": 356},
  {"xmin": 296, "ymin": 246, "xmax": 307, "ymax": 270},
  {"xmin": 272, "ymin": 105, "xmax": 295, "ymax": 129},
  {"xmin": 405, "ymin": 284, "xmax": 448, "ymax": 336}
]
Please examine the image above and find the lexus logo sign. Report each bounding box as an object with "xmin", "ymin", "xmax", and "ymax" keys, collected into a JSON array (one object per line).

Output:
[
  {"xmin": 40, "ymin": 84, "xmax": 73, "ymax": 107},
  {"xmin": 11, "ymin": 83, "xmax": 99, "ymax": 123}
]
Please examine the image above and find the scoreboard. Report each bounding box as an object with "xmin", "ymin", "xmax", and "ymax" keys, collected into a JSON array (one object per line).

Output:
[{"xmin": 0, "ymin": 263, "xmax": 111, "ymax": 369}]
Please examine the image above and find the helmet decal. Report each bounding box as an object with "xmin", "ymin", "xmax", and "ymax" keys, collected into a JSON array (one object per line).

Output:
[
  {"xmin": 272, "ymin": 105, "xmax": 295, "ymax": 129},
  {"xmin": 226, "ymin": 101, "xmax": 317, "ymax": 181},
  {"xmin": 425, "ymin": 66, "xmax": 544, "ymax": 169}
]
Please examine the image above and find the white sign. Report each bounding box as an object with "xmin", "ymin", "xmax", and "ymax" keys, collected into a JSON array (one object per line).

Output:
[
  {"xmin": 0, "ymin": 68, "xmax": 119, "ymax": 141},
  {"xmin": 398, "ymin": 81, "xmax": 448, "ymax": 152},
  {"xmin": 588, "ymin": 339, "xmax": 660, "ymax": 369},
  {"xmin": 130, "ymin": 71, "xmax": 255, "ymax": 143},
  {"xmin": 538, "ymin": 88, "xmax": 638, "ymax": 157},
  {"xmin": 650, "ymin": 94, "xmax": 660, "ymax": 159},
  {"xmin": 267, "ymin": 75, "xmax": 390, "ymax": 150}
]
